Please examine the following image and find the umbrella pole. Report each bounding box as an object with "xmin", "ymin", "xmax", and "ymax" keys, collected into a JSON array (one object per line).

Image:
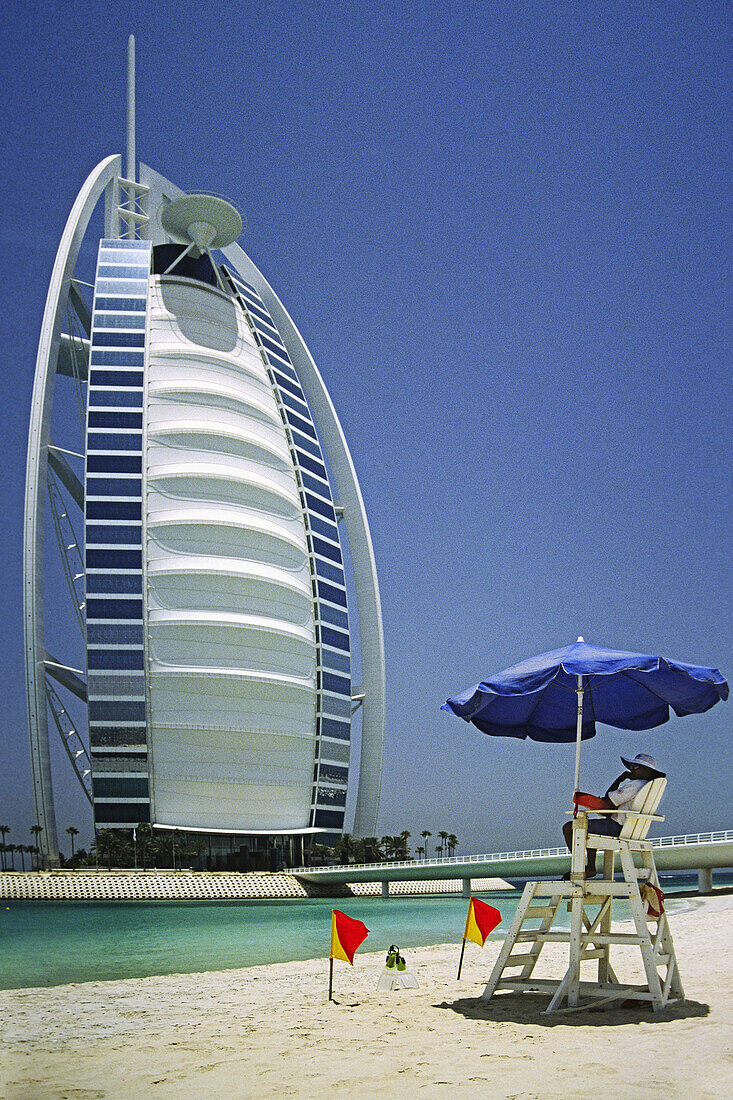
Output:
[{"xmin": 573, "ymin": 674, "xmax": 584, "ymax": 795}]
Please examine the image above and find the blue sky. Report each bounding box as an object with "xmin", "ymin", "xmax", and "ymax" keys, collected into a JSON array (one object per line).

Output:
[{"xmin": 1, "ymin": 0, "xmax": 730, "ymax": 858}]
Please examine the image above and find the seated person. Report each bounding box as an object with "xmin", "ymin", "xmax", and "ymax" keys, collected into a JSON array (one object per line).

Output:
[{"xmin": 562, "ymin": 753, "xmax": 665, "ymax": 878}]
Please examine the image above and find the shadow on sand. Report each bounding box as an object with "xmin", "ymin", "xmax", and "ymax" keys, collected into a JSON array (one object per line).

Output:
[{"xmin": 435, "ymin": 993, "xmax": 710, "ymax": 1027}]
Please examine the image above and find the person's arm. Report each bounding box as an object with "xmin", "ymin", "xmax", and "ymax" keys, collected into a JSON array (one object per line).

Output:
[
  {"xmin": 607, "ymin": 778, "xmax": 646, "ymax": 810},
  {"xmin": 604, "ymin": 772, "xmax": 630, "ymax": 799},
  {"xmin": 574, "ymin": 791, "xmax": 615, "ymax": 810}
]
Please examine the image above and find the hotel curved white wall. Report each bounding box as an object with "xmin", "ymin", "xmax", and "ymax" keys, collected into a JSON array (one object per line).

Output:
[{"xmin": 145, "ymin": 276, "xmax": 317, "ymax": 830}]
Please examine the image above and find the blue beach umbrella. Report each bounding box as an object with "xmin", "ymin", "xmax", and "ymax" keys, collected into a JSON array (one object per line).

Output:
[{"xmin": 442, "ymin": 637, "xmax": 728, "ymax": 792}]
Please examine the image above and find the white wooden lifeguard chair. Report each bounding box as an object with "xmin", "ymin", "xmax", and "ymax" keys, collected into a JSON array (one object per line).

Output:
[{"xmin": 482, "ymin": 778, "xmax": 684, "ymax": 1012}]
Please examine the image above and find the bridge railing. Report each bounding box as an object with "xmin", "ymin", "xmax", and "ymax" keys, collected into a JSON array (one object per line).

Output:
[{"xmin": 290, "ymin": 828, "xmax": 733, "ymax": 875}]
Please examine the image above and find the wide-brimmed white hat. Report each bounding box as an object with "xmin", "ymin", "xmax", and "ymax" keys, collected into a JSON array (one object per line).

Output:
[{"xmin": 621, "ymin": 752, "xmax": 664, "ymax": 776}]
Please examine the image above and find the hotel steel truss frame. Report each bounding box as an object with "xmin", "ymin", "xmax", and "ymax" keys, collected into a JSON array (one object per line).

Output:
[{"xmin": 25, "ymin": 156, "xmax": 124, "ymax": 865}]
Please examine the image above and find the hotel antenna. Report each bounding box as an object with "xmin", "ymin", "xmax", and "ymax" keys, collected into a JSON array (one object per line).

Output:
[{"xmin": 127, "ymin": 34, "xmax": 136, "ymax": 184}]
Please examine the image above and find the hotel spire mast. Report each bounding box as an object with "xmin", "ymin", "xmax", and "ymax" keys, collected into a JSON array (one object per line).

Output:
[{"xmin": 127, "ymin": 34, "xmax": 136, "ymax": 184}]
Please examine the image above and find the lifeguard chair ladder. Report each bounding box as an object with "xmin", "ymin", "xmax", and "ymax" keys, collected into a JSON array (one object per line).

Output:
[{"xmin": 482, "ymin": 778, "xmax": 684, "ymax": 1012}]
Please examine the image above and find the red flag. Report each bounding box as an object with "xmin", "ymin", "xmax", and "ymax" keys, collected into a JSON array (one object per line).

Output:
[
  {"xmin": 463, "ymin": 897, "xmax": 501, "ymax": 947},
  {"xmin": 330, "ymin": 909, "xmax": 369, "ymax": 965}
]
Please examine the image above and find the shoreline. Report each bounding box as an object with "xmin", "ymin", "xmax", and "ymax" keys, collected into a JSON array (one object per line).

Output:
[{"xmin": 1, "ymin": 894, "xmax": 731, "ymax": 1098}]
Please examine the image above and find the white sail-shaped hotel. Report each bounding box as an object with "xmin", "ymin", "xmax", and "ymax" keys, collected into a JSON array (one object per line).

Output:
[{"xmin": 25, "ymin": 40, "xmax": 384, "ymax": 865}]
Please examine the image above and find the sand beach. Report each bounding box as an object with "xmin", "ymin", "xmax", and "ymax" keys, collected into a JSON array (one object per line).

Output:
[{"xmin": 1, "ymin": 893, "xmax": 731, "ymax": 1099}]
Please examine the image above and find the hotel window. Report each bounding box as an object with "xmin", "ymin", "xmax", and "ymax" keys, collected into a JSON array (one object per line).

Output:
[
  {"xmin": 93, "ymin": 802, "xmax": 150, "ymax": 823},
  {"xmin": 87, "ymin": 478, "xmax": 143, "ymax": 496},
  {"xmin": 89, "ymin": 369, "xmax": 144, "ymax": 387},
  {"xmin": 296, "ymin": 450, "xmax": 327, "ymax": 480},
  {"xmin": 88, "ymin": 650, "xmax": 144, "ymax": 669},
  {"xmin": 305, "ymin": 494, "xmax": 336, "ymax": 521},
  {"xmin": 314, "ymin": 559, "xmax": 345, "ymax": 590},
  {"xmin": 89, "ymin": 700, "xmax": 146, "ymax": 723},
  {"xmin": 89, "ymin": 350, "xmax": 145, "ymax": 366},
  {"xmin": 86, "ymin": 549, "xmax": 142, "ymax": 569},
  {"xmin": 317, "ymin": 580, "xmax": 347, "ymax": 607},
  {"xmin": 88, "ymin": 390, "xmax": 143, "ymax": 408},
  {"xmin": 89, "ymin": 727, "xmax": 147, "ymax": 747},
  {"xmin": 86, "ymin": 500, "xmax": 142, "ymax": 520},
  {"xmin": 308, "ymin": 513, "xmax": 339, "ymax": 543},
  {"xmin": 86, "ymin": 573, "xmax": 142, "ymax": 594},
  {"xmin": 314, "ymin": 809, "xmax": 344, "ymax": 828},
  {"xmin": 87, "ymin": 432, "xmax": 142, "ymax": 451},
  {"xmin": 319, "ymin": 604, "xmax": 349, "ymax": 630},
  {"xmin": 87, "ymin": 623, "xmax": 144, "ymax": 645},
  {"xmin": 85, "ymin": 525, "xmax": 142, "ymax": 545},
  {"xmin": 88, "ymin": 411, "xmax": 143, "ymax": 429},
  {"xmin": 85, "ymin": 598, "xmax": 143, "ymax": 619},
  {"xmin": 93, "ymin": 777, "xmax": 149, "ymax": 799},
  {"xmin": 321, "ymin": 649, "xmax": 350, "ymax": 674},
  {"xmin": 320, "ymin": 625, "xmax": 350, "ymax": 651},
  {"xmin": 290, "ymin": 428, "xmax": 322, "ymax": 458},
  {"xmin": 87, "ymin": 454, "xmax": 143, "ymax": 473}
]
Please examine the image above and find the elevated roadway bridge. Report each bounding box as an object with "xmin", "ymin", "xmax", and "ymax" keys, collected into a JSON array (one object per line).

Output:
[{"xmin": 293, "ymin": 830, "xmax": 733, "ymax": 897}]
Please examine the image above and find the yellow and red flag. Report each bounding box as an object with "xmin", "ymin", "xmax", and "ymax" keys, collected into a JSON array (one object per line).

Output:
[
  {"xmin": 330, "ymin": 909, "xmax": 369, "ymax": 965},
  {"xmin": 463, "ymin": 896, "xmax": 501, "ymax": 947}
]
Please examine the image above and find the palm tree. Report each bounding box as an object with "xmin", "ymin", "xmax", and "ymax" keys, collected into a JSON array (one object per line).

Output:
[
  {"xmin": 135, "ymin": 823, "xmax": 155, "ymax": 869},
  {"xmin": 335, "ymin": 833, "xmax": 354, "ymax": 864},
  {"xmin": 66, "ymin": 826, "xmax": 79, "ymax": 863},
  {"xmin": 0, "ymin": 825, "xmax": 9, "ymax": 871},
  {"xmin": 6, "ymin": 844, "xmax": 16, "ymax": 871},
  {"xmin": 30, "ymin": 825, "xmax": 43, "ymax": 869},
  {"xmin": 420, "ymin": 830, "xmax": 432, "ymax": 858},
  {"xmin": 448, "ymin": 833, "xmax": 458, "ymax": 857},
  {"xmin": 416, "ymin": 845, "xmax": 425, "ymax": 858},
  {"xmin": 362, "ymin": 837, "xmax": 383, "ymax": 863},
  {"xmin": 94, "ymin": 829, "xmax": 118, "ymax": 870},
  {"xmin": 438, "ymin": 831, "xmax": 449, "ymax": 860},
  {"xmin": 381, "ymin": 836, "xmax": 395, "ymax": 861},
  {"xmin": 170, "ymin": 829, "xmax": 186, "ymax": 870}
]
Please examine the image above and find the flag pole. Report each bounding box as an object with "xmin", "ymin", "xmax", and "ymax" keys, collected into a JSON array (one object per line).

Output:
[
  {"xmin": 328, "ymin": 956, "xmax": 334, "ymax": 1001},
  {"xmin": 457, "ymin": 937, "xmax": 467, "ymax": 980}
]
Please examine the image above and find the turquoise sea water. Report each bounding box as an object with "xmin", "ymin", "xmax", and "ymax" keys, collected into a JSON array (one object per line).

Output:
[
  {"xmin": 0, "ymin": 873, "xmax": 726, "ymax": 990},
  {"xmin": 0, "ymin": 892, "xmax": 520, "ymax": 989}
]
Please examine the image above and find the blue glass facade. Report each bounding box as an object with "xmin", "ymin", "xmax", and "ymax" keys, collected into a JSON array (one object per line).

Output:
[
  {"xmin": 225, "ymin": 269, "xmax": 352, "ymax": 832},
  {"xmin": 85, "ymin": 239, "xmax": 152, "ymax": 827}
]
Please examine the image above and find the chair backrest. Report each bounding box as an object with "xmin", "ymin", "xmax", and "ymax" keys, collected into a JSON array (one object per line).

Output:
[{"xmin": 619, "ymin": 777, "xmax": 667, "ymax": 840}]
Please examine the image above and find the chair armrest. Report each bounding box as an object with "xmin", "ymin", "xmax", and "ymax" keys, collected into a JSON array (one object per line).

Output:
[
  {"xmin": 589, "ymin": 810, "xmax": 665, "ymax": 821},
  {"xmin": 566, "ymin": 810, "xmax": 665, "ymax": 821}
]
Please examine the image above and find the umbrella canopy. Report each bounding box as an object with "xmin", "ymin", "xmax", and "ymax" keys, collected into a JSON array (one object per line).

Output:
[{"xmin": 442, "ymin": 638, "xmax": 728, "ymax": 744}]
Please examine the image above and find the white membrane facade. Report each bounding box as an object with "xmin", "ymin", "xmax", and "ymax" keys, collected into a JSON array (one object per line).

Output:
[{"xmin": 145, "ymin": 274, "xmax": 317, "ymax": 831}]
